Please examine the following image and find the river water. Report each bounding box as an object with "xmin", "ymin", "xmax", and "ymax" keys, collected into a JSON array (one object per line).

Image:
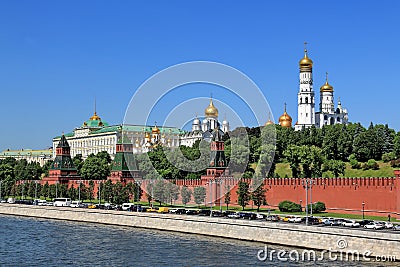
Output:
[{"xmin": 0, "ymin": 215, "xmax": 395, "ymax": 266}]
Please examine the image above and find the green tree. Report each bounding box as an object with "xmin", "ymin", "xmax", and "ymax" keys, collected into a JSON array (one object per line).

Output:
[
  {"xmin": 181, "ymin": 186, "xmax": 192, "ymax": 206},
  {"xmin": 72, "ymin": 154, "xmax": 84, "ymax": 175},
  {"xmin": 251, "ymin": 184, "xmax": 267, "ymax": 212},
  {"xmin": 323, "ymin": 160, "xmax": 346, "ymax": 177},
  {"xmin": 80, "ymin": 153, "xmax": 111, "ymax": 180},
  {"xmin": 194, "ymin": 186, "xmax": 206, "ymax": 207},
  {"xmin": 236, "ymin": 181, "xmax": 250, "ymax": 210}
]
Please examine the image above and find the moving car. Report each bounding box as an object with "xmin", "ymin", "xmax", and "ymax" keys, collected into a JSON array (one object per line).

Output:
[{"xmin": 364, "ymin": 222, "xmax": 385, "ymax": 230}]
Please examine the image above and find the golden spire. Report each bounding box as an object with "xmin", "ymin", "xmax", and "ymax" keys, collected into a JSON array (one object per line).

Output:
[
  {"xmin": 89, "ymin": 97, "xmax": 101, "ymax": 120},
  {"xmin": 320, "ymin": 71, "xmax": 334, "ymax": 92},
  {"xmin": 299, "ymin": 41, "xmax": 313, "ymax": 71}
]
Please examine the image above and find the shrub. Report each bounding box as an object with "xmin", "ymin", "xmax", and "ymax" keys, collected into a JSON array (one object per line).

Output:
[
  {"xmin": 382, "ymin": 152, "xmax": 396, "ymax": 162},
  {"xmin": 390, "ymin": 159, "xmax": 400, "ymax": 168},
  {"xmin": 308, "ymin": 202, "xmax": 326, "ymax": 213},
  {"xmin": 348, "ymin": 154, "xmax": 360, "ymax": 169},
  {"xmin": 366, "ymin": 159, "xmax": 379, "ymax": 170},
  {"xmin": 278, "ymin": 200, "xmax": 302, "ymax": 212}
]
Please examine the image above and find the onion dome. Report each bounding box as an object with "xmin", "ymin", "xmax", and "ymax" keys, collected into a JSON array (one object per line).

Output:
[
  {"xmin": 145, "ymin": 132, "xmax": 150, "ymax": 139},
  {"xmin": 192, "ymin": 115, "xmax": 200, "ymax": 125},
  {"xmin": 299, "ymin": 42, "xmax": 313, "ymax": 72},
  {"xmin": 205, "ymin": 98, "xmax": 218, "ymax": 117},
  {"xmin": 265, "ymin": 112, "xmax": 274, "ymax": 126},
  {"xmin": 152, "ymin": 124, "xmax": 160, "ymax": 134},
  {"xmin": 279, "ymin": 103, "xmax": 292, "ymax": 128},
  {"xmin": 82, "ymin": 111, "xmax": 108, "ymax": 127},
  {"xmin": 320, "ymin": 72, "xmax": 334, "ymax": 92},
  {"xmin": 265, "ymin": 119, "xmax": 274, "ymax": 126}
]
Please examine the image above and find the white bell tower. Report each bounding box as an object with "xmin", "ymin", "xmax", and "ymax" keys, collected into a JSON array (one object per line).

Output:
[{"xmin": 295, "ymin": 42, "xmax": 315, "ymax": 131}]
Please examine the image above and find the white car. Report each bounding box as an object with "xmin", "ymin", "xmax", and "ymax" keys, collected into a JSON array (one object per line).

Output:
[
  {"xmin": 70, "ymin": 201, "xmax": 82, "ymax": 208},
  {"xmin": 380, "ymin": 222, "xmax": 393, "ymax": 229},
  {"xmin": 289, "ymin": 217, "xmax": 302, "ymax": 223},
  {"xmin": 256, "ymin": 213, "xmax": 265, "ymax": 220},
  {"xmin": 227, "ymin": 213, "xmax": 240, "ymax": 219},
  {"xmin": 364, "ymin": 222, "xmax": 385, "ymax": 230},
  {"xmin": 341, "ymin": 220, "xmax": 360, "ymax": 228}
]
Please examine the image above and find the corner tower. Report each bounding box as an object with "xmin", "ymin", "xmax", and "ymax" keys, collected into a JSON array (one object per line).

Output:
[{"xmin": 295, "ymin": 42, "xmax": 315, "ymax": 131}]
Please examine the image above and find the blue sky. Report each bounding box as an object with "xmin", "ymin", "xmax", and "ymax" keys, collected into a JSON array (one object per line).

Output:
[{"xmin": 0, "ymin": 1, "xmax": 399, "ymax": 151}]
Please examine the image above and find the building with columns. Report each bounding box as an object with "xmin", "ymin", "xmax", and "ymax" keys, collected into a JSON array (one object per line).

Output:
[{"xmin": 53, "ymin": 99, "xmax": 229, "ymax": 159}]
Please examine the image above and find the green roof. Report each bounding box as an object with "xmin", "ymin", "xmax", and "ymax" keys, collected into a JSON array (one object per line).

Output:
[
  {"xmin": 1, "ymin": 148, "xmax": 52, "ymax": 157},
  {"xmin": 82, "ymin": 119, "xmax": 109, "ymax": 128},
  {"xmin": 53, "ymin": 124, "xmax": 185, "ymax": 141}
]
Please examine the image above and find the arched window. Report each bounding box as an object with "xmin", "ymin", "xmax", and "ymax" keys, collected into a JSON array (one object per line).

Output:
[
  {"xmin": 305, "ymin": 97, "xmax": 308, "ymax": 103},
  {"xmin": 324, "ymin": 115, "xmax": 328, "ymax": 120},
  {"xmin": 330, "ymin": 117, "xmax": 334, "ymax": 125},
  {"xmin": 337, "ymin": 117, "xmax": 341, "ymax": 122}
]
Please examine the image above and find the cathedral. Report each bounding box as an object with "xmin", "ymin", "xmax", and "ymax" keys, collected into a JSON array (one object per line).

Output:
[
  {"xmin": 267, "ymin": 44, "xmax": 349, "ymax": 129},
  {"xmin": 180, "ymin": 98, "xmax": 229, "ymax": 147}
]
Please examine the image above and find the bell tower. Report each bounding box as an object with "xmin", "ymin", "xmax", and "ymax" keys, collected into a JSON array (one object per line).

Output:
[{"xmin": 295, "ymin": 42, "xmax": 315, "ymax": 131}]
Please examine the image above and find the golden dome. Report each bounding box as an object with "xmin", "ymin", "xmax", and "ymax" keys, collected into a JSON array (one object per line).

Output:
[
  {"xmin": 299, "ymin": 42, "xmax": 313, "ymax": 71},
  {"xmin": 265, "ymin": 119, "xmax": 274, "ymax": 126},
  {"xmin": 320, "ymin": 72, "xmax": 334, "ymax": 92},
  {"xmin": 90, "ymin": 111, "xmax": 101, "ymax": 121},
  {"xmin": 205, "ymin": 98, "xmax": 218, "ymax": 117},
  {"xmin": 152, "ymin": 125, "xmax": 160, "ymax": 134},
  {"xmin": 279, "ymin": 104, "xmax": 292, "ymax": 128},
  {"xmin": 145, "ymin": 132, "xmax": 150, "ymax": 138}
]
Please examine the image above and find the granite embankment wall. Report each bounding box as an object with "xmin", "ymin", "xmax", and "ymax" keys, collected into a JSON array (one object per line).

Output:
[{"xmin": 0, "ymin": 204, "xmax": 399, "ymax": 259}]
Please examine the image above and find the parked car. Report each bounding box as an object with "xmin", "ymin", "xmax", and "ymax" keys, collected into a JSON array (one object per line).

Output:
[
  {"xmin": 341, "ymin": 220, "xmax": 360, "ymax": 228},
  {"xmin": 256, "ymin": 213, "xmax": 265, "ymax": 220},
  {"xmin": 87, "ymin": 203, "xmax": 96, "ymax": 209},
  {"xmin": 157, "ymin": 207, "xmax": 169, "ymax": 213},
  {"xmin": 70, "ymin": 201, "xmax": 82, "ymax": 208},
  {"xmin": 282, "ymin": 216, "xmax": 294, "ymax": 222},
  {"xmin": 358, "ymin": 219, "xmax": 374, "ymax": 226},
  {"xmin": 239, "ymin": 212, "xmax": 257, "ymax": 220},
  {"xmin": 186, "ymin": 209, "xmax": 199, "ymax": 215},
  {"xmin": 392, "ymin": 225, "xmax": 400, "ymax": 231},
  {"xmin": 289, "ymin": 217, "xmax": 302, "ymax": 223},
  {"xmin": 301, "ymin": 216, "xmax": 320, "ymax": 225},
  {"xmin": 380, "ymin": 222, "xmax": 393, "ymax": 229},
  {"xmin": 146, "ymin": 207, "xmax": 158, "ymax": 212},
  {"xmin": 212, "ymin": 211, "xmax": 224, "ymax": 217},
  {"xmin": 364, "ymin": 222, "xmax": 385, "ymax": 230},
  {"xmin": 7, "ymin": 198, "xmax": 16, "ymax": 204},
  {"xmin": 265, "ymin": 215, "xmax": 280, "ymax": 222},
  {"xmin": 198, "ymin": 209, "xmax": 211, "ymax": 216},
  {"xmin": 227, "ymin": 212, "xmax": 240, "ymax": 219},
  {"xmin": 329, "ymin": 219, "xmax": 344, "ymax": 226}
]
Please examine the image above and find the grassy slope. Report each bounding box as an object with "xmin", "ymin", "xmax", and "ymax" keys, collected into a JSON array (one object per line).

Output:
[{"xmin": 275, "ymin": 161, "xmax": 396, "ymax": 178}]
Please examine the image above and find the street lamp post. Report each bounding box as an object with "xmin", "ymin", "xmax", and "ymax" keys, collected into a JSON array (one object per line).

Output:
[
  {"xmin": 21, "ymin": 181, "xmax": 25, "ymax": 200},
  {"xmin": 362, "ymin": 202, "xmax": 365, "ymax": 220},
  {"xmin": 309, "ymin": 179, "xmax": 314, "ymax": 216},
  {"xmin": 34, "ymin": 181, "xmax": 38, "ymax": 200},
  {"xmin": 76, "ymin": 180, "xmax": 82, "ymax": 202},
  {"xmin": 97, "ymin": 181, "xmax": 102, "ymax": 205},
  {"xmin": 209, "ymin": 180, "xmax": 213, "ymax": 217},
  {"xmin": 300, "ymin": 200, "xmax": 302, "ymax": 212},
  {"xmin": 136, "ymin": 180, "xmax": 142, "ymax": 205},
  {"xmin": 55, "ymin": 181, "xmax": 58, "ymax": 198}
]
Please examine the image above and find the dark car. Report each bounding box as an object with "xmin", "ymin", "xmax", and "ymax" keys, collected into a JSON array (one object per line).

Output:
[
  {"xmin": 175, "ymin": 208, "xmax": 186, "ymax": 214},
  {"xmin": 239, "ymin": 212, "xmax": 257, "ymax": 220},
  {"xmin": 223, "ymin": 210, "xmax": 236, "ymax": 217},
  {"xmin": 301, "ymin": 216, "xmax": 320, "ymax": 225},
  {"xmin": 186, "ymin": 209, "xmax": 198, "ymax": 215},
  {"xmin": 212, "ymin": 211, "xmax": 224, "ymax": 217},
  {"xmin": 358, "ymin": 220, "xmax": 374, "ymax": 226},
  {"xmin": 198, "ymin": 209, "xmax": 211, "ymax": 216}
]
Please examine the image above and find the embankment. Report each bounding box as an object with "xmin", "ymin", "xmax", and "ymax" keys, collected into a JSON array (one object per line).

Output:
[{"xmin": 0, "ymin": 204, "xmax": 399, "ymax": 259}]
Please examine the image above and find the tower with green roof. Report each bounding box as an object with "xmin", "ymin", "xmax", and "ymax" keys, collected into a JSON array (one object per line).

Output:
[{"xmin": 108, "ymin": 134, "xmax": 141, "ymax": 184}]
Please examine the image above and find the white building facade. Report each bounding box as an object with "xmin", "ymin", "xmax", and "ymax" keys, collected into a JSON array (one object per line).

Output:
[{"xmin": 295, "ymin": 44, "xmax": 348, "ymax": 130}]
